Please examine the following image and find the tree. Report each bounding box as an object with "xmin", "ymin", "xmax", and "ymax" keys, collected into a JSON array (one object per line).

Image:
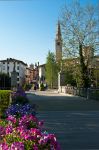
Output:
[
  {"xmin": 60, "ymin": 0, "xmax": 99, "ymax": 87},
  {"xmin": 45, "ymin": 51, "xmax": 58, "ymax": 88},
  {"xmin": 64, "ymin": 68, "xmax": 76, "ymax": 86},
  {"xmin": 62, "ymin": 58, "xmax": 76, "ymax": 86}
]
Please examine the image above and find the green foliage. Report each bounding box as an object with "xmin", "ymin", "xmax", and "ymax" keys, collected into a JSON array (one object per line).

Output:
[
  {"xmin": 61, "ymin": 59, "xmax": 76, "ymax": 86},
  {"xmin": 0, "ymin": 73, "xmax": 11, "ymax": 89},
  {"xmin": 40, "ymin": 83, "xmax": 45, "ymax": 91},
  {"xmin": 45, "ymin": 51, "xmax": 59, "ymax": 88},
  {"xmin": 73, "ymin": 65, "xmax": 83, "ymax": 87},
  {"xmin": 0, "ymin": 90, "xmax": 11, "ymax": 117},
  {"xmin": 64, "ymin": 70, "xmax": 76, "ymax": 86},
  {"xmin": 23, "ymin": 83, "xmax": 32, "ymax": 91},
  {"xmin": 0, "ymin": 119, "xmax": 7, "ymax": 126},
  {"xmin": 93, "ymin": 69, "xmax": 99, "ymax": 87},
  {"xmin": 89, "ymin": 90, "xmax": 99, "ymax": 100},
  {"xmin": 24, "ymin": 140, "xmax": 35, "ymax": 150},
  {"xmin": 5, "ymin": 134, "xmax": 23, "ymax": 144}
]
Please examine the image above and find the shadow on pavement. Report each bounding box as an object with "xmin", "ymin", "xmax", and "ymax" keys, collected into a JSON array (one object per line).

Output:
[{"xmin": 27, "ymin": 93, "xmax": 99, "ymax": 111}]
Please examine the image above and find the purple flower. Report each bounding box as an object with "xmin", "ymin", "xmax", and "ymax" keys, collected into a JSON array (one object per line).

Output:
[
  {"xmin": 11, "ymin": 87, "xmax": 28, "ymax": 105},
  {"xmin": 6, "ymin": 104, "xmax": 36, "ymax": 118}
]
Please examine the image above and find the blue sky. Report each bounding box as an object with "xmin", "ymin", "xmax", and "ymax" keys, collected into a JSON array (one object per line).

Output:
[{"xmin": 0, "ymin": 0, "xmax": 98, "ymax": 66}]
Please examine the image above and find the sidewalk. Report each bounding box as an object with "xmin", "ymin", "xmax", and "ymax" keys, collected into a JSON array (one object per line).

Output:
[{"xmin": 28, "ymin": 89, "xmax": 73, "ymax": 97}]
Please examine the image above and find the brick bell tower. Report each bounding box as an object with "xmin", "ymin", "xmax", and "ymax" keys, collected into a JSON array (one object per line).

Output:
[{"xmin": 55, "ymin": 20, "xmax": 62, "ymax": 62}]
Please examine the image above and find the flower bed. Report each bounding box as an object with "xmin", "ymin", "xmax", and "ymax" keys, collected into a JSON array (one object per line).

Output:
[
  {"xmin": 6, "ymin": 103, "xmax": 36, "ymax": 117},
  {"xmin": 0, "ymin": 87, "xmax": 61, "ymax": 150},
  {"xmin": 0, "ymin": 114, "xmax": 60, "ymax": 150}
]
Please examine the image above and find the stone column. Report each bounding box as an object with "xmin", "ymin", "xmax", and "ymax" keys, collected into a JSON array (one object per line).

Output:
[
  {"xmin": 58, "ymin": 71, "xmax": 65, "ymax": 93},
  {"xmin": 11, "ymin": 61, "xmax": 17, "ymax": 90}
]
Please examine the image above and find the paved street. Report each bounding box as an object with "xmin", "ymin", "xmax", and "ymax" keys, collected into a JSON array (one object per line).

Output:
[{"xmin": 27, "ymin": 90, "xmax": 99, "ymax": 150}]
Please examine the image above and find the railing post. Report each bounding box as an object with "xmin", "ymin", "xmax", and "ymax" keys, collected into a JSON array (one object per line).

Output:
[
  {"xmin": 87, "ymin": 88, "xmax": 90, "ymax": 100},
  {"xmin": 61, "ymin": 86, "xmax": 62, "ymax": 93},
  {"xmin": 65, "ymin": 86, "xmax": 66, "ymax": 94}
]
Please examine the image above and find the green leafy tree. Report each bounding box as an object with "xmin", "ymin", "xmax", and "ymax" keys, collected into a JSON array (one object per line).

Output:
[
  {"xmin": 64, "ymin": 67, "xmax": 76, "ymax": 86},
  {"xmin": 60, "ymin": 0, "xmax": 99, "ymax": 87},
  {"xmin": 61, "ymin": 59, "xmax": 77, "ymax": 86},
  {"xmin": 45, "ymin": 51, "xmax": 58, "ymax": 88}
]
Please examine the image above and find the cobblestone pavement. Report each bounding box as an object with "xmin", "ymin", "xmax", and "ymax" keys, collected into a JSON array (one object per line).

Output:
[{"xmin": 27, "ymin": 90, "xmax": 99, "ymax": 150}]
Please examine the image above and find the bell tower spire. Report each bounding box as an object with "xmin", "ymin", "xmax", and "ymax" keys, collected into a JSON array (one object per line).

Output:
[{"xmin": 55, "ymin": 20, "xmax": 62, "ymax": 62}]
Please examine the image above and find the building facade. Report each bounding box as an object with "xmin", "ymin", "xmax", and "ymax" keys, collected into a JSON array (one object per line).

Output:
[
  {"xmin": 38, "ymin": 64, "xmax": 45, "ymax": 83},
  {"xmin": 0, "ymin": 58, "xmax": 27, "ymax": 86},
  {"xmin": 25, "ymin": 65, "xmax": 35, "ymax": 84}
]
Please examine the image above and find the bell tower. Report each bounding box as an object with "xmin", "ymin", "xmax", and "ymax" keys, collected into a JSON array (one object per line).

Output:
[{"xmin": 55, "ymin": 21, "xmax": 62, "ymax": 62}]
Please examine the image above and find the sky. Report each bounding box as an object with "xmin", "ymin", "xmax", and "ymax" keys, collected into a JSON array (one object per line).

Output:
[{"xmin": 0, "ymin": 0, "xmax": 98, "ymax": 66}]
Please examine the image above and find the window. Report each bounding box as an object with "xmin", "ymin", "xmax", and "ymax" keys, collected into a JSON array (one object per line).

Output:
[
  {"xmin": 17, "ymin": 72, "xmax": 19, "ymax": 76},
  {"xmin": 17, "ymin": 66, "xmax": 19, "ymax": 70},
  {"xmin": 3, "ymin": 66, "xmax": 5, "ymax": 70},
  {"xmin": 17, "ymin": 78, "xmax": 19, "ymax": 81},
  {"xmin": 57, "ymin": 42, "xmax": 60, "ymax": 45}
]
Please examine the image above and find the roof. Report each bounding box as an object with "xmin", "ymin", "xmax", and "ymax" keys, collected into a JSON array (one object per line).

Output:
[
  {"xmin": 26, "ymin": 67, "xmax": 34, "ymax": 71},
  {"xmin": 38, "ymin": 64, "xmax": 46, "ymax": 68},
  {"xmin": 0, "ymin": 58, "xmax": 27, "ymax": 66}
]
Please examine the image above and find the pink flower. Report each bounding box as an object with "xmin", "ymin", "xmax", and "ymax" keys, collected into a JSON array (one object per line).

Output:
[
  {"xmin": 6, "ymin": 125, "xmax": 13, "ymax": 134},
  {"xmin": 33, "ymin": 144, "xmax": 39, "ymax": 150},
  {"xmin": 0, "ymin": 143, "xmax": 9, "ymax": 150},
  {"xmin": 7, "ymin": 115, "xmax": 16, "ymax": 124},
  {"xmin": 30, "ymin": 128, "xmax": 41, "ymax": 137},
  {"xmin": 0, "ymin": 114, "xmax": 61, "ymax": 150},
  {"xmin": 0, "ymin": 126, "xmax": 5, "ymax": 136},
  {"xmin": 38, "ymin": 120, "xmax": 44, "ymax": 127},
  {"xmin": 10, "ymin": 142, "xmax": 24, "ymax": 150}
]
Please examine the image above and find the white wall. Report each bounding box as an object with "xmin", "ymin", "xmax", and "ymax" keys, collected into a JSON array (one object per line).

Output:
[
  {"xmin": 0, "ymin": 60, "xmax": 27, "ymax": 86},
  {"xmin": 39, "ymin": 66, "xmax": 45, "ymax": 78}
]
